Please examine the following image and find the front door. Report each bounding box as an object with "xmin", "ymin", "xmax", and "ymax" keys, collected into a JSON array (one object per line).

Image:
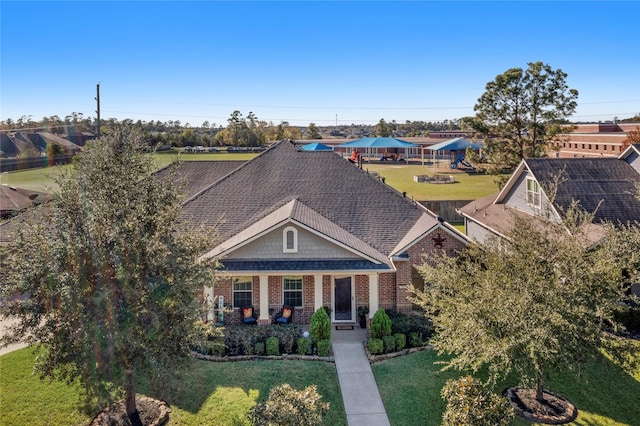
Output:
[{"xmin": 334, "ymin": 277, "xmax": 353, "ymax": 321}]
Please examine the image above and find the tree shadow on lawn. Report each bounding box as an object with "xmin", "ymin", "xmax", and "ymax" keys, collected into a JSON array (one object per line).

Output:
[
  {"xmin": 138, "ymin": 358, "xmax": 346, "ymax": 426},
  {"xmin": 373, "ymin": 348, "xmax": 640, "ymax": 426},
  {"xmin": 526, "ymin": 348, "xmax": 640, "ymax": 426}
]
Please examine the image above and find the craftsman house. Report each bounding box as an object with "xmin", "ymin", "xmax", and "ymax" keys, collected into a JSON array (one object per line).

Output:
[{"xmin": 167, "ymin": 140, "xmax": 468, "ymax": 325}]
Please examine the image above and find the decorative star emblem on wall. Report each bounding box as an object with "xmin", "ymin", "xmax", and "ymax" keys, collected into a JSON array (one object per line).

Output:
[{"xmin": 432, "ymin": 234, "xmax": 446, "ymax": 248}]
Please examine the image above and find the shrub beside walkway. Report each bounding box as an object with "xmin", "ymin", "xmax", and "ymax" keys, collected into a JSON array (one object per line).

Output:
[{"xmin": 332, "ymin": 328, "xmax": 390, "ymax": 426}]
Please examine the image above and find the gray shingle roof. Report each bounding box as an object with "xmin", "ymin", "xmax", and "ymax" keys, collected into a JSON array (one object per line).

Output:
[
  {"xmin": 154, "ymin": 160, "xmax": 246, "ymax": 200},
  {"xmin": 525, "ymin": 158, "xmax": 640, "ymax": 224},
  {"xmin": 181, "ymin": 140, "xmax": 436, "ymax": 256}
]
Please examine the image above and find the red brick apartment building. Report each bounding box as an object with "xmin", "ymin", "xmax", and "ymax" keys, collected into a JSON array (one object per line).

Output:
[{"xmin": 550, "ymin": 122, "xmax": 639, "ymax": 158}]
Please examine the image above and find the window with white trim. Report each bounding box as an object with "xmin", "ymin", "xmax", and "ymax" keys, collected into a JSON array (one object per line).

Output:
[
  {"xmin": 233, "ymin": 277, "xmax": 253, "ymax": 307},
  {"xmin": 526, "ymin": 177, "xmax": 541, "ymax": 208},
  {"xmin": 283, "ymin": 226, "xmax": 298, "ymax": 253},
  {"xmin": 283, "ymin": 276, "xmax": 303, "ymax": 307}
]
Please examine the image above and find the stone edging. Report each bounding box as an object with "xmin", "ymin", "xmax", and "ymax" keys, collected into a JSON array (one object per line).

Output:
[
  {"xmin": 504, "ymin": 387, "xmax": 578, "ymax": 425},
  {"xmin": 89, "ymin": 396, "xmax": 172, "ymax": 426},
  {"xmin": 366, "ymin": 344, "xmax": 434, "ymax": 363},
  {"xmin": 192, "ymin": 351, "xmax": 335, "ymax": 363}
]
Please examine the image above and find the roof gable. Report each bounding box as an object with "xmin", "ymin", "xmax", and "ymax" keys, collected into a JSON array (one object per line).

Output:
[{"xmin": 182, "ymin": 140, "xmax": 438, "ymax": 256}]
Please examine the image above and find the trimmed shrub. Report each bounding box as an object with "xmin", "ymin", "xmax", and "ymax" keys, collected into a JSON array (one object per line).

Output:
[
  {"xmin": 370, "ymin": 308, "xmax": 392, "ymax": 339},
  {"xmin": 367, "ymin": 338, "xmax": 384, "ymax": 354},
  {"xmin": 249, "ymin": 383, "xmax": 329, "ymax": 426},
  {"xmin": 441, "ymin": 376, "xmax": 514, "ymax": 426},
  {"xmin": 317, "ymin": 339, "xmax": 331, "ymax": 357},
  {"xmin": 382, "ymin": 335, "xmax": 396, "ymax": 353},
  {"xmin": 297, "ymin": 337, "xmax": 311, "ymax": 355},
  {"xmin": 310, "ymin": 308, "xmax": 331, "ymax": 345},
  {"xmin": 267, "ymin": 324, "xmax": 301, "ymax": 354},
  {"xmin": 266, "ymin": 337, "xmax": 280, "ymax": 356},
  {"xmin": 394, "ymin": 333, "xmax": 406, "ymax": 351},
  {"xmin": 255, "ymin": 341, "xmax": 265, "ymax": 355},
  {"xmin": 387, "ymin": 309, "xmax": 434, "ymax": 341},
  {"xmin": 408, "ymin": 331, "xmax": 424, "ymax": 348}
]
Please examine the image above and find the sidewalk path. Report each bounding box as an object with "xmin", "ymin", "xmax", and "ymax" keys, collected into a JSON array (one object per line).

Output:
[
  {"xmin": 332, "ymin": 328, "xmax": 391, "ymax": 426},
  {"xmin": 0, "ymin": 318, "xmax": 29, "ymax": 356}
]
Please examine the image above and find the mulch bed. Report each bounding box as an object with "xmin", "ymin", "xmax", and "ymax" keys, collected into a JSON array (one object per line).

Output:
[
  {"xmin": 504, "ymin": 387, "xmax": 578, "ymax": 424},
  {"xmin": 89, "ymin": 396, "xmax": 172, "ymax": 426}
]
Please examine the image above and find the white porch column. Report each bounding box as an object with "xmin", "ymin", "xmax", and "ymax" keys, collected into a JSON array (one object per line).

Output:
[
  {"xmin": 204, "ymin": 285, "xmax": 215, "ymax": 322},
  {"xmin": 368, "ymin": 274, "xmax": 379, "ymax": 319},
  {"xmin": 314, "ymin": 274, "xmax": 323, "ymax": 313},
  {"xmin": 259, "ymin": 275, "xmax": 269, "ymax": 321}
]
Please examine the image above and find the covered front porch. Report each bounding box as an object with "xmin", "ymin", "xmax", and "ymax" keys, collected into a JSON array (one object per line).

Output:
[{"xmin": 204, "ymin": 272, "xmax": 396, "ymax": 326}]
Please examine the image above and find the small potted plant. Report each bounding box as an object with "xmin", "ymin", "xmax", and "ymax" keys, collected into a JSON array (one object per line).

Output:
[{"xmin": 357, "ymin": 306, "xmax": 369, "ymax": 329}]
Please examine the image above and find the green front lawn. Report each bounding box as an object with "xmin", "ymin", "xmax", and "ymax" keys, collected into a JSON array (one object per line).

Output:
[
  {"xmin": 0, "ymin": 347, "xmax": 346, "ymax": 426},
  {"xmin": 373, "ymin": 341, "xmax": 640, "ymax": 426}
]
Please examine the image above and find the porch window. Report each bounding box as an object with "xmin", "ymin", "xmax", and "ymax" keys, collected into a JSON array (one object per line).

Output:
[
  {"xmin": 233, "ymin": 277, "xmax": 253, "ymax": 307},
  {"xmin": 283, "ymin": 226, "xmax": 298, "ymax": 253},
  {"xmin": 283, "ymin": 276, "xmax": 303, "ymax": 307},
  {"xmin": 526, "ymin": 177, "xmax": 541, "ymax": 208}
]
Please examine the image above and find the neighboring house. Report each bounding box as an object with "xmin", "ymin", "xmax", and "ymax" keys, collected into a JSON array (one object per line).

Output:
[
  {"xmin": 0, "ymin": 185, "xmax": 51, "ymax": 220},
  {"xmin": 169, "ymin": 140, "xmax": 468, "ymax": 325},
  {"xmin": 458, "ymin": 144, "xmax": 640, "ymax": 294}
]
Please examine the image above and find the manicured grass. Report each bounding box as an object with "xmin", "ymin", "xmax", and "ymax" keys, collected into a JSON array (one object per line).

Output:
[
  {"xmin": 373, "ymin": 341, "xmax": 640, "ymax": 426},
  {"xmin": 363, "ymin": 162, "xmax": 504, "ymax": 201},
  {"xmin": 0, "ymin": 347, "xmax": 346, "ymax": 426}
]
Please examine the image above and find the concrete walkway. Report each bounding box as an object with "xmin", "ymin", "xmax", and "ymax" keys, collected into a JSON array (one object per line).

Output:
[
  {"xmin": 0, "ymin": 318, "xmax": 29, "ymax": 356},
  {"xmin": 332, "ymin": 327, "xmax": 391, "ymax": 426}
]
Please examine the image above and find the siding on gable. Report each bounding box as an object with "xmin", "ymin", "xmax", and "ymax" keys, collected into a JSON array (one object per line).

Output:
[
  {"xmin": 626, "ymin": 150, "xmax": 640, "ymax": 174},
  {"xmin": 503, "ymin": 170, "xmax": 560, "ymax": 223},
  {"xmin": 465, "ymin": 219, "xmax": 498, "ymax": 244},
  {"xmin": 229, "ymin": 224, "xmax": 362, "ymax": 260}
]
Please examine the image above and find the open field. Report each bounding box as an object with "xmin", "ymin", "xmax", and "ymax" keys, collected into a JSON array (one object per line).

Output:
[
  {"xmin": 1, "ymin": 153, "xmax": 502, "ymax": 202},
  {"xmin": 0, "ymin": 346, "xmax": 346, "ymax": 426}
]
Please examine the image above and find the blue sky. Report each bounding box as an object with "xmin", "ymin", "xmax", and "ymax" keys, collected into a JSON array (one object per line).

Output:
[{"xmin": 2, "ymin": 1, "xmax": 639, "ymax": 127}]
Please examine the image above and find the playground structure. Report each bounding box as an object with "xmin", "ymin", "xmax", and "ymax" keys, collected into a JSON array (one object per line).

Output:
[{"xmin": 451, "ymin": 154, "xmax": 474, "ymax": 170}]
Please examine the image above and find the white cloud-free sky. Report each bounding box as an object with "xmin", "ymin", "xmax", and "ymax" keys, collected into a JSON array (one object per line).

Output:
[{"xmin": 2, "ymin": 1, "xmax": 639, "ymax": 127}]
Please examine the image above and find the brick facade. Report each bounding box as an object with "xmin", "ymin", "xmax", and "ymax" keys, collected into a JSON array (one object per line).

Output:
[{"xmin": 209, "ymin": 227, "xmax": 466, "ymax": 325}]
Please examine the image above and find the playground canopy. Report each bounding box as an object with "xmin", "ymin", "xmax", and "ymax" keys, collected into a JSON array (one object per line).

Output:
[
  {"xmin": 301, "ymin": 142, "xmax": 334, "ymax": 151},
  {"xmin": 337, "ymin": 137, "xmax": 418, "ymax": 149},
  {"xmin": 427, "ymin": 137, "xmax": 483, "ymax": 152},
  {"xmin": 337, "ymin": 137, "xmax": 419, "ymax": 160},
  {"xmin": 422, "ymin": 138, "xmax": 483, "ymax": 167}
]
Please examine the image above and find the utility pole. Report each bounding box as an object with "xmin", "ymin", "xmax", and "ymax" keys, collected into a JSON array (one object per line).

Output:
[{"xmin": 95, "ymin": 83, "xmax": 101, "ymax": 138}]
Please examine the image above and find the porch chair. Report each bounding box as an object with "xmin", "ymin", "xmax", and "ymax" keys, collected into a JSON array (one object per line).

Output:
[
  {"xmin": 275, "ymin": 305, "xmax": 294, "ymax": 324},
  {"xmin": 241, "ymin": 306, "xmax": 257, "ymax": 325}
]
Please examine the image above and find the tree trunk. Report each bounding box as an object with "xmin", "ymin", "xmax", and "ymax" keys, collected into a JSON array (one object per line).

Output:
[
  {"xmin": 125, "ymin": 369, "xmax": 143, "ymax": 426},
  {"xmin": 535, "ymin": 364, "xmax": 545, "ymax": 403}
]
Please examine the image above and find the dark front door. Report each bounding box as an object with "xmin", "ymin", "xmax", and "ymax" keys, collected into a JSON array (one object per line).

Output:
[{"xmin": 335, "ymin": 277, "xmax": 352, "ymax": 321}]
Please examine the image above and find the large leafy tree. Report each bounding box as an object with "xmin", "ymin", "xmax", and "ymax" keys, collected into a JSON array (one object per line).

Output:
[
  {"xmin": 374, "ymin": 118, "xmax": 393, "ymax": 137},
  {"xmin": 472, "ymin": 62, "xmax": 578, "ymax": 170},
  {"xmin": 305, "ymin": 122, "xmax": 322, "ymax": 140},
  {"xmin": 0, "ymin": 126, "xmax": 219, "ymax": 425},
  {"xmin": 410, "ymin": 210, "xmax": 631, "ymax": 403}
]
